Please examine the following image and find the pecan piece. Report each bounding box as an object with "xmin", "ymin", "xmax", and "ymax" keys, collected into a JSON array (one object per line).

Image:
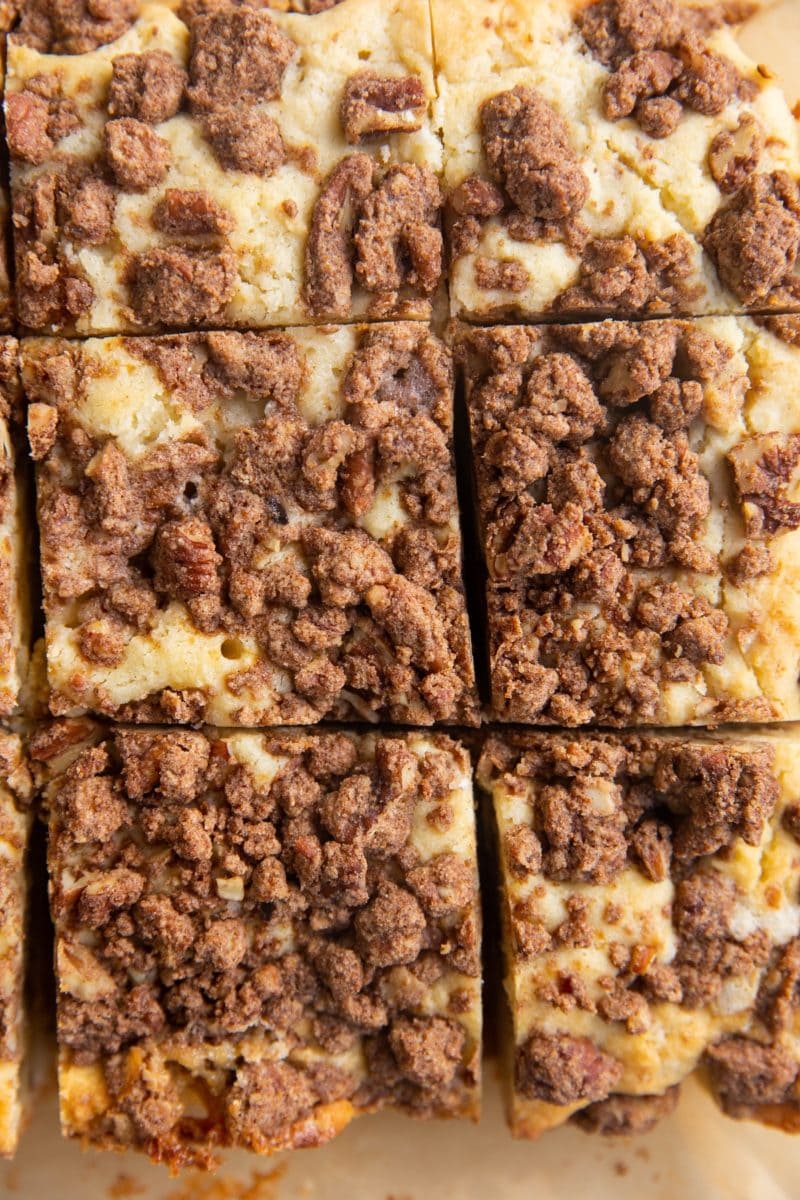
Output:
[
  {"xmin": 303, "ymin": 154, "xmax": 374, "ymax": 318},
  {"xmin": 340, "ymin": 70, "xmax": 426, "ymax": 143}
]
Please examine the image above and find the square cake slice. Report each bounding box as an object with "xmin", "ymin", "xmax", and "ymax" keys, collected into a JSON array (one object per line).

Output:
[
  {"xmin": 433, "ymin": 0, "xmax": 800, "ymax": 322},
  {"xmin": 0, "ymin": 733, "xmax": 34, "ymax": 1158},
  {"xmin": 35, "ymin": 721, "xmax": 481, "ymax": 1166},
  {"xmin": 478, "ymin": 727, "xmax": 800, "ymax": 1140},
  {"xmin": 0, "ymin": 340, "xmax": 32, "ymax": 719},
  {"xmin": 459, "ymin": 314, "xmax": 800, "ymax": 726},
  {"xmin": 25, "ymin": 322, "xmax": 477, "ymax": 726},
  {"xmin": 7, "ymin": 0, "xmax": 443, "ymax": 334}
]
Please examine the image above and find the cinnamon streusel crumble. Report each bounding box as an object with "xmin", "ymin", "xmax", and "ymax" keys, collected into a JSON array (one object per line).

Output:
[
  {"xmin": 26, "ymin": 323, "xmax": 476, "ymax": 726},
  {"xmin": 459, "ymin": 315, "xmax": 800, "ymax": 726},
  {"xmin": 36, "ymin": 721, "xmax": 481, "ymax": 1165},
  {"xmin": 479, "ymin": 727, "xmax": 800, "ymax": 1139}
]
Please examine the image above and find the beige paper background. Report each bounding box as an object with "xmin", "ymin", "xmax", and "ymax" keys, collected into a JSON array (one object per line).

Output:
[{"xmin": 5, "ymin": 3, "xmax": 800, "ymax": 1195}]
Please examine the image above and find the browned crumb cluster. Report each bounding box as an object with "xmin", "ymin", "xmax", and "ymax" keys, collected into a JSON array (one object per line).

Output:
[
  {"xmin": 37, "ymin": 721, "xmax": 481, "ymax": 1165},
  {"xmin": 27, "ymin": 323, "xmax": 477, "ymax": 726},
  {"xmin": 447, "ymin": 80, "xmax": 705, "ymax": 318},
  {"xmin": 303, "ymin": 156, "xmax": 443, "ymax": 322},
  {"xmin": 579, "ymin": 0, "xmax": 747, "ymax": 138},
  {"xmin": 479, "ymin": 730, "xmax": 800, "ymax": 1137},
  {"xmin": 459, "ymin": 318, "xmax": 800, "ymax": 726}
]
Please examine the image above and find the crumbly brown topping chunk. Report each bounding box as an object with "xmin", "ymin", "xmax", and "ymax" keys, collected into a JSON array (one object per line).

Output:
[
  {"xmin": 202, "ymin": 107, "xmax": 286, "ymax": 175},
  {"xmin": 703, "ymin": 172, "xmax": 800, "ymax": 306},
  {"xmin": 186, "ymin": 7, "xmax": 296, "ymax": 112},
  {"xmin": 480, "ymin": 86, "xmax": 588, "ymax": 222},
  {"xmin": 579, "ymin": 0, "xmax": 742, "ymax": 138},
  {"xmin": 460, "ymin": 320, "xmax": 757, "ymax": 725},
  {"xmin": 108, "ymin": 51, "xmax": 187, "ymax": 124},
  {"xmin": 6, "ymin": 76, "xmax": 81, "ymax": 166},
  {"xmin": 340, "ymin": 71, "xmax": 427, "ymax": 144},
  {"xmin": 11, "ymin": 0, "xmax": 139, "ymax": 53},
  {"xmin": 574, "ymin": 1087, "xmax": 680, "ymax": 1135},
  {"xmin": 515, "ymin": 1031, "xmax": 622, "ymax": 1106},
  {"xmin": 553, "ymin": 233, "xmax": 701, "ymax": 316},
  {"xmin": 705, "ymin": 1037, "xmax": 799, "ymax": 1116},
  {"xmin": 484, "ymin": 732, "xmax": 777, "ymax": 888},
  {"xmin": 104, "ymin": 118, "xmax": 171, "ymax": 193},
  {"xmin": 123, "ymin": 247, "xmax": 237, "ymax": 327},
  {"xmin": 727, "ymin": 432, "xmax": 800, "ymax": 537},
  {"xmin": 447, "ymin": 86, "xmax": 592, "ymax": 278},
  {"xmin": 41, "ymin": 726, "xmax": 479, "ymax": 1158},
  {"xmin": 304, "ymin": 157, "xmax": 443, "ymax": 319},
  {"xmin": 28, "ymin": 324, "xmax": 476, "ymax": 726}
]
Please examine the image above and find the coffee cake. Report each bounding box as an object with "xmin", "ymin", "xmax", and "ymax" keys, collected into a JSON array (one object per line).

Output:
[
  {"xmin": 459, "ymin": 315, "xmax": 800, "ymax": 726},
  {"xmin": 0, "ymin": 732, "xmax": 33, "ymax": 1157},
  {"xmin": 0, "ymin": 340, "xmax": 32, "ymax": 719},
  {"xmin": 25, "ymin": 323, "xmax": 476, "ymax": 726},
  {"xmin": 478, "ymin": 728, "xmax": 800, "ymax": 1139},
  {"xmin": 433, "ymin": 0, "xmax": 800, "ymax": 321},
  {"xmin": 35, "ymin": 721, "xmax": 481, "ymax": 1165},
  {"xmin": 7, "ymin": 0, "xmax": 443, "ymax": 333}
]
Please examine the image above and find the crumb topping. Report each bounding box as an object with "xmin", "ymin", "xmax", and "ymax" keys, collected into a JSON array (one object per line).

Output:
[
  {"xmin": 703, "ymin": 172, "xmax": 800, "ymax": 306},
  {"xmin": 460, "ymin": 320, "xmax": 767, "ymax": 726},
  {"xmin": 11, "ymin": 0, "xmax": 139, "ymax": 54},
  {"xmin": 305, "ymin": 159, "xmax": 443, "ymax": 320},
  {"xmin": 340, "ymin": 71, "xmax": 427, "ymax": 144},
  {"xmin": 40, "ymin": 724, "xmax": 480, "ymax": 1159},
  {"xmin": 480, "ymin": 730, "xmax": 800, "ymax": 1134},
  {"xmin": 27, "ymin": 324, "xmax": 476, "ymax": 726},
  {"xmin": 579, "ymin": 0, "xmax": 743, "ymax": 138}
]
